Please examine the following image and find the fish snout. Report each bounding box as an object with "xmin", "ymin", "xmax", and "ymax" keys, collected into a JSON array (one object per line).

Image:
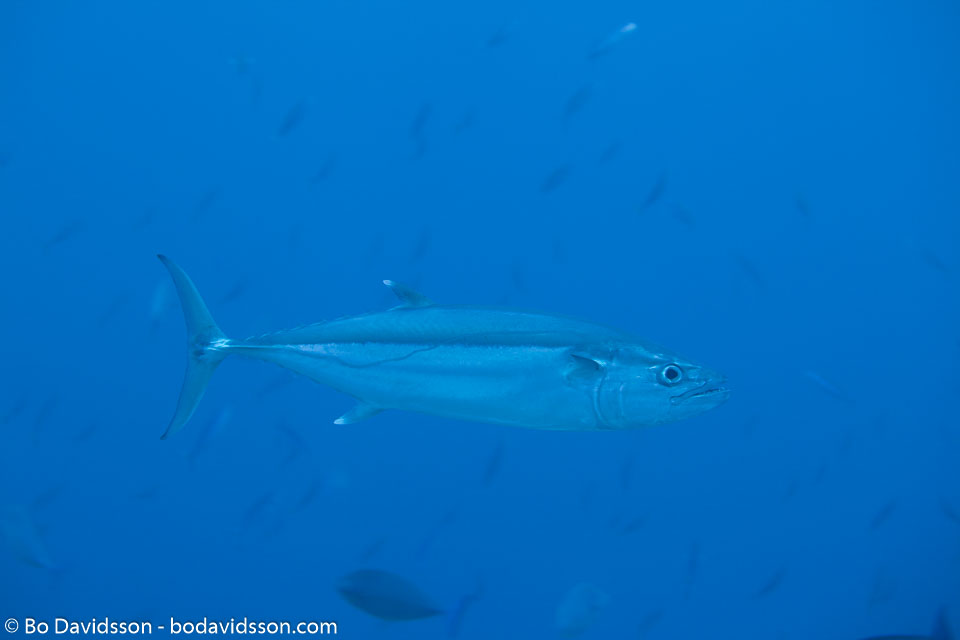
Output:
[
  {"xmin": 695, "ymin": 370, "xmax": 730, "ymax": 406},
  {"xmin": 670, "ymin": 369, "xmax": 730, "ymax": 408}
]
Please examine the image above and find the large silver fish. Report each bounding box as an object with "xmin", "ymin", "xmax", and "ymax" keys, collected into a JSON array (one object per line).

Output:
[{"xmin": 157, "ymin": 255, "xmax": 729, "ymax": 439}]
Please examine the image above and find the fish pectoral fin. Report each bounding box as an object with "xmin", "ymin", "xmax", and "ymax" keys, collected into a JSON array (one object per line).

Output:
[
  {"xmin": 334, "ymin": 401, "xmax": 384, "ymax": 425},
  {"xmin": 565, "ymin": 350, "xmax": 606, "ymax": 386},
  {"xmin": 382, "ymin": 280, "xmax": 433, "ymax": 308}
]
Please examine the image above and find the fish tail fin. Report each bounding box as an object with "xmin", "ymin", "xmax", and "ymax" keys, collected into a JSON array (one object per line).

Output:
[{"xmin": 157, "ymin": 254, "xmax": 230, "ymax": 439}]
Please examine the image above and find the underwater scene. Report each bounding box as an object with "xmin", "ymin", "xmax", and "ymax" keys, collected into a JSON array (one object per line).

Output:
[{"xmin": 0, "ymin": 1, "xmax": 958, "ymax": 638}]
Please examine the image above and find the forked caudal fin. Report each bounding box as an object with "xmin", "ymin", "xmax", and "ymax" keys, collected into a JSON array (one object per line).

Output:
[{"xmin": 157, "ymin": 255, "xmax": 230, "ymax": 439}]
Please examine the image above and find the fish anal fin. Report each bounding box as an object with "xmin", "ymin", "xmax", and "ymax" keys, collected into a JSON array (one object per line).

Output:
[
  {"xmin": 334, "ymin": 401, "xmax": 383, "ymax": 425},
  {"xmin": 383, "ymin": 280, "xmax": 433, "ymax": 308}
]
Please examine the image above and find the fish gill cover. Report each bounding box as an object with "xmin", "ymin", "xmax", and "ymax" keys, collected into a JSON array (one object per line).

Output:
[{"xmin": 0, "ymin": 1, "xmax": 957, "ymax": 639}]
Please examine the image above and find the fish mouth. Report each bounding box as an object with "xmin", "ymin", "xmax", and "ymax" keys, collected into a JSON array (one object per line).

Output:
[{"xmin": 670, "ymin": 382, "xmax": 730, "ymax": 406}]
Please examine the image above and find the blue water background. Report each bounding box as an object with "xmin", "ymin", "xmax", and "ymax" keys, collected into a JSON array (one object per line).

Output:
[{"xmin": 1, "ymin": 1, "xmax": 958, "ymax": 638}]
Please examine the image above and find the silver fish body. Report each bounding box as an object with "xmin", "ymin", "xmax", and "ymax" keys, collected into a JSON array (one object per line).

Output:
[{"xmin": 157, "ymin": 256, "xmax": 729, "ymax": 438}]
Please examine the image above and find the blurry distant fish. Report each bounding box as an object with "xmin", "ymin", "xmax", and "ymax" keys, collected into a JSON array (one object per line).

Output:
[
  {"xmin": 251, "ymin": 73, "xmax": 264, "ymax": 106},
  {"xmin": 867, "ymin": 569, "xmax": 897, "ymax": 609},
  {"xmin": 619, "ymin": 455, "xmax": 634, "ymax": 491},
  {"xmin": 795, "ymin": 193, "xmax": 811, "ymax": 218},
  {"xmin": 598, "ymin": 141, "xmax": 621, "ymax": 165},
  {"xmin": 781, "ymin": 478, "xmax": 799, "ymax": 503},
  {"xmin": 939, "ymin": 497, "xmax": 960, "ymax": 525},
  {"xmin": 838, "ymin": 427, "xmax": 856, "ymax": 457},
  {"xmin": 555, "ymin": 583, "xmax": 609, "ymax": 638},
  {"xmin": 510, "ymin": 260, "xmax": 527, "ymax": 293},
  {"xmin": 637, "ymin": 608, "xmax": 665, "ymax": 638},
  {"xmin": 2, "ymin": 392, "xmax": 29, "ymax": 425},
  {"xmin": 588, "ymin": 22, "xmax": 637, "ymax": 60},
  {"xmin": 416, "ymin": 507, "xmax": 458, "ymax": 559},
  {"xmin": 813, "ymin": 461, "xmax": 828, "ymax": 485},
  {"xmin": 753, "ymin": 567, "xmax": 786, "ymax": 598},
  {"xmin": 552, "ymin": 237, "xmax": 567, "ymax": 264},
  {"xmin": 287, "ymin": 221, "xmax": 306, "ymax": 257},
  {"xmin": 410, "ymin": 103, "xmax": 431, "ymax": 157},
  {"xmin": 337, "ymin": 570, "xmax": 443, "ymax": 621},
  {"xmin": 410, "ymin": 227, "xmax": 431, "ymax": 264},
  {"xmin": 33, "ymin": 393, "xmax": 57, "ymax": 434},
  {"xmin": 44, "ymin": 219, "xmax": 87, "ymax": 251},
  {"xmin": 227, "ymin": 54, "xmax": 256, "ymax": 76},
  {"xmin": 311, "ymin": 155, "xmax": 337, "ymax": 184},
  {"xmin": 186, "ymin": 404, "xmax": 233, "ymax": 467},
  {"xmin": 933, "ymin": 609, "xmax": 955, "ymax": 640},
  {"xmin": 486, "ymin": 21, "xmax": 515, "ymax": 48},
  {"xmin": 617, "ymin": 514, "xmax": 646, "ymax": 535},
  {"xmin": 734, "ymin": 254, "xmax": 766, "ymax": 292},
  {"xmin": 275, "ymin": 420, "xmax": 309, "ymax": 466},
  {"xmin": 241, "ymin": 490, "xmax": 275, "ymax": 529},
  {"xmin": 454, "ymin": 111, "xmax": 474, "ymax": 134},
  {"xmin": 293, "ymin": 477, "xmax": 323, "ymax": 513},
  {"xmin": 192, "ymin": 189, "xmax": 220, "ymax": 221},
  {"xmin": 670, "ymin": 203, "xmax": 696, "ymax": 229},
  {"xmin": 368, "ymin": 232, "xmax": 386, "ymax": 260},
  {"xmin": 258, "ymin": 371, "xmax": 296, "ymax": 397},
  {"xmin": 72, "ymin": 421, "xmax": 97, "ymax": 445},
  {"xmin": 638, "ymin": 173, "xmax": 666, "ymax": 211},
  {"xmin": 97, "ymin": 293, "xmax": 131, "ymax": 326},
  {"xmin": 131, "ymin": 484, "xmax": 161, "ymax": 502},
  {"xmin": 869, "ymin": 500, "xmax": 897, "ymax": 530},
  {"xmin": 155, "ymin": 255, "xmax": 728, "ymax": 438},
  {"xmin": 580, "ymin": 482, "xmax": 596, "ymax": 512},
  {"xmin": 0, "ymin": 505, "xmax": 56, "ymax": 569},
  {"xmin": 411, "ymin": 103, "xmax": 431, "ymax": 137},
  {"xmin": 148, "ymin": 279, "xmax": 174, "ymax": 330},
  {"xmin": 358, "ymin": 537, "xmax": 387, "ymax": 563},
  {"xmin": 803, "ymin": 370, "xmax": 852, "ymax": 404},
  {"xmin": 446, "ymin": 579, "xmax": 483, "ymax": 638},
  {"xmin": 132, "ymin": 207, "xmax": 154, "ymax": 231},
  {"xmin": 276, "ymin": 99, "xmax": 307, "ymax": 138},
  {"xmin": 858, "ymin": 605, "xmax": 954, "ymax": 640},
  {"xmin": 218, "ymin": 279, "xmax": 249, "ymax": 305},
  {"xmin": 563, "ymin": 84, "xmax": 593, "ymax": 122},
  {"xmin": 31, "ymin": 486, "xmax": 64, "ymax": 513},
  {"xmin": 481, "ymin": 440, "xmax": 504, "ymax": 487},
  {"xmin": 540, "ymin": 165, "xmax": 571, "ymax": 193},
  {"xmin": 742, "ymin": 414, "xmax": 760, "ymax": 439},
  {"xmin": 921, "ymin": 249, "xmax": 951, "ymax": 277},
  {"xmin": 684, "ymin": 541, "xmax": 700, "ymax": 598}
]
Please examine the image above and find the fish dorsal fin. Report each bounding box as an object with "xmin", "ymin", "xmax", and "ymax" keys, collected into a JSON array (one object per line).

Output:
[
  {"xmin": 334, "ymin": 401, "xmax": 383, "ymax": 425},
  {"xmin": 383, "ymin": 280, "xmax": 433, "ymax": 308}
]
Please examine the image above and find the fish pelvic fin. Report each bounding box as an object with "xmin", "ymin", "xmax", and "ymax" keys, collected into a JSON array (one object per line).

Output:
[
  {"xmin": 334, "ymin": 401, "xmax": 383, "ymax": 425},
  {"xmin": 158, "ymin": 255, "xmax": 230, "ymax": 440}
]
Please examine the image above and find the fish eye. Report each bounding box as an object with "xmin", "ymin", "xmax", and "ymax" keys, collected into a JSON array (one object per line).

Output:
[{"xmin": 660, "ymin": 364, "xmax": 683, "ymax": 385}]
